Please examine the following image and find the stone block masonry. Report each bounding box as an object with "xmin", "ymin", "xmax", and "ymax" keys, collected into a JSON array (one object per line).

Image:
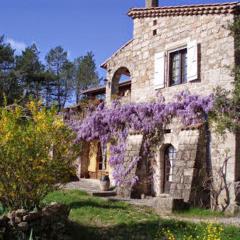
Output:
[
  {"xmin": 105, "ymin": 13, "xmax": 235, "ymax": 104},
  {"xmin": 117, "ymin": 134, "xmax": 143, "ymax": 198},
  {"xmin": 0, "ymin": 203, "xmax": 70, "ymax": 240},
  {"xmin": 101, "ymin": 2, "xmax": 240, "ymax": 212}
]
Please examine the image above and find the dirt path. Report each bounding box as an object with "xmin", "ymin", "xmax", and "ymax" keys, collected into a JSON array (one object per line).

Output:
[{"xmin": 159, "ymin": 215, "xmax": 240, "ymax": 227}]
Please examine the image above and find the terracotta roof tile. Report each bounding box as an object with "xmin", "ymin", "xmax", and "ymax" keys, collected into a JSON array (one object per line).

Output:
[{"xmin": 128, "ymin": 2, "xmax": 240, "ymax": 19}]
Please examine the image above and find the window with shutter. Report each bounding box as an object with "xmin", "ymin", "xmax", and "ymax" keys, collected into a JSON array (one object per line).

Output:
[{"xmin": 154, "ymin": 52, "xmax": 165, "ymax": 89}]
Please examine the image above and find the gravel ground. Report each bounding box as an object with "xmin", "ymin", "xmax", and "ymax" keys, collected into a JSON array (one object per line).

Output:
[{"xmin": 64, "ymin": 179, "xmax": 101, "ymax": 193}]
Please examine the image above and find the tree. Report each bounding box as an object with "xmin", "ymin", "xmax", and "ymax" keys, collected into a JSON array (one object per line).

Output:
[
  {"xmin": 45, "ymin": 46, "xmax": 72, "ymax": 110},
  {"xmin": 42, "ymin": 70, "xmax": 57, "ymax": 108},
  {"xmin": 0, "ymin": 101, "xmax": 79, "ymax": 210},
  {"xmin": 0, "ymin": 36, "xmax": 21, "ymax": 105},
  {"xmin": 0, "ymin": 35, "xmax": 100, "ymax": 108},
  {"xmin": 16, "ymin": 44, "xmax": 45, "ymax": 101},
  {"xmin": 61, "ymin": 61, "xmax": 75, "ymax": 107},
  {"xmin": 74, "ymin": 52, "xmax": 99, "ymax": 103}
]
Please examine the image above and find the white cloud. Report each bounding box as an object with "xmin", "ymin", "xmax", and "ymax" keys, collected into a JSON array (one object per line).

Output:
[{"xmin": 6, "ymin": 38, "xmax": 27, "ymax": 54}]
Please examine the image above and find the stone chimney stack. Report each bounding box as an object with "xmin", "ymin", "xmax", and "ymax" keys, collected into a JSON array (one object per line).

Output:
[{"xmin": 146, "ymin": 0, "xmax": 159, "ymax": 8}]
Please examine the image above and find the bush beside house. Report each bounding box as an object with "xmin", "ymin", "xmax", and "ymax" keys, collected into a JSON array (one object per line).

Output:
[{"xmin": 0, "ymin": 101, "xmax": 79, "ymax": 239}]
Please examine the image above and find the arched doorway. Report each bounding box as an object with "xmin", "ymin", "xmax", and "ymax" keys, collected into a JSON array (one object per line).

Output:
[
  {"xmin": 163, "ymin": 145, "xmax": 176, "ymax": 194},
  {"xmin": 111, "ymin": 67, "xmax": 131, "ymax": 98}
]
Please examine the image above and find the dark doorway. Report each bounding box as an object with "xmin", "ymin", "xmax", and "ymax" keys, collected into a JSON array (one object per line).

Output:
[{"xmin": 163, "ymin": 145, "xmax": 176, "ymax": 194}]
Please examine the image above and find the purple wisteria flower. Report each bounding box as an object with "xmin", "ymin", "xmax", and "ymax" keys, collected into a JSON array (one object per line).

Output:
[{"xmin": 67, "ymin": 92, "xmax": 214, "ymax": 186}]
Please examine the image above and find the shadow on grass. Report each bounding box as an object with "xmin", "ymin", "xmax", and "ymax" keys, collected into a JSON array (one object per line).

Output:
[
  {"xmin": 66, "ymin": 220, "xmax": 160, "ymax": 240},
  {"xmin": 69, "ymin": 200, "xmax": 127, "ymax": 210},
  {"xmin": 66, "ymin": 218, "xmax": 240, "ymax": 240},
  {"xmin": 66, "ymin": 220, "xmax": 199, "ymax": 240}
]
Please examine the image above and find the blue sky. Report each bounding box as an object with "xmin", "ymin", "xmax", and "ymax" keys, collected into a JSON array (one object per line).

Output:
[{"xmin": 1, "ymin": 0, "xmax": 231, "ymax": 78}]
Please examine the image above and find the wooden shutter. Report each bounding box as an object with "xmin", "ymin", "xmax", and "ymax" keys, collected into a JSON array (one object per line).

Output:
[
  {"xmin": 187, "ymin": 40, "xmax": 198, "ymax": 82},
  {"xmin": 154, "ymin": 52, "xmax": 165, "ymax": 89}
]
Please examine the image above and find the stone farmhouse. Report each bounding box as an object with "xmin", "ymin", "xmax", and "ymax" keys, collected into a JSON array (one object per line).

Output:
[{"xmin": 69, "ymin": 0, "xmax": 240, "ymax": 213}]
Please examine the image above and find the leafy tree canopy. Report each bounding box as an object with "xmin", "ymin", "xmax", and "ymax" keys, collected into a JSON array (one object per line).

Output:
[{"xmin": 0, "ymin": 35, "xmax": 100, "ymax": 109}]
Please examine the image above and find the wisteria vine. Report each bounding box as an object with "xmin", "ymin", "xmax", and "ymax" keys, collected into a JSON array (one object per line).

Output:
[{"xmin": 68, "ymin": 91, "xmax": 214, "ymax": 187}]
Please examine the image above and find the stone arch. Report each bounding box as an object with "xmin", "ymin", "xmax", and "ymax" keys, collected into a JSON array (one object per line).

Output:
[{"xmin": 111, "ymin": 67, "xmax": 131, "ymax": 97}]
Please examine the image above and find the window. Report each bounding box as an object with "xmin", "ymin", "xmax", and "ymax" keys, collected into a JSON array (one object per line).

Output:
[
  {"xmin": 163, "ymin": 144, "xmax": 176, "ymax": 194},
  {"xmin": 169, "ymin": 48, "xmax": 187, "ymax": 86},
  {"xmin": 154, "ymin": 40, "xmax": 198, "ymax": 90},
  {"xmin": 164, "ymin": 145, "xmax": 176, "ymax": 183}
]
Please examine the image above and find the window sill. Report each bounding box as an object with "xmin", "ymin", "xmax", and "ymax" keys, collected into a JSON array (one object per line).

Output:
[{"xmin": 154, "ymin": 79, "xmax": 200, "ymax": 90}]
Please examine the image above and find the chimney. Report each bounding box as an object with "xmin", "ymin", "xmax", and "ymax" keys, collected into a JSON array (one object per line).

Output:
[{"xmin": 146, "ymin": 0, "xmax": 159, "ymax": 8}]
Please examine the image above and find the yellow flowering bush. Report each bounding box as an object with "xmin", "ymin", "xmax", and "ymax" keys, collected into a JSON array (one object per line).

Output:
[
  {"xmin": 155, "ymin": 223, "xmax": 223, "ymax": 240},
  {"xmin": 163, "ymin": 228, "xmax": 176, "ymax": 240},
  {"xmin": 0, "ymin": 101, "xmax": 79, "ymax": 210},
  {"xmin": 202, "ymin": 224, "xmax": 223, "ymax": 240}
]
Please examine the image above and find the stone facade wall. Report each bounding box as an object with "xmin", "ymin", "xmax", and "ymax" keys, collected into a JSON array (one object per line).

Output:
[
  {"xmin": 169, "ymin": 129, "xmax": 202, "ymax": 202},
  {"xmin": 103, "ymin": 12, "xmax": 238, "ymax": 209},
  {"xmin": 152, "ymin": 128, "xmax": 207, "ymax": 203},
  {"xmin": 118, "ymin": 134, "xmax": 143, "ymax": 198},
  {"xmin": 105, "ymin": 14, "xmax": 235, "ymax": 103},
  {"xmin": 210, "ymin": 131, "xmax": 238, "ymax": 210}
]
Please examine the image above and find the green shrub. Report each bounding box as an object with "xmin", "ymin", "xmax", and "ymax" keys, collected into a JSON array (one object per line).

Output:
[{"xmin": 0, "ymin": 101, "xmax": 79, "ymax": 210}]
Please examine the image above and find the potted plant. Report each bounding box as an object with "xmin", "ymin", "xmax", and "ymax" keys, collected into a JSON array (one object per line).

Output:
[{"xmin": 99, "ymin": 175, "xmax": 110, "ymax": 191}]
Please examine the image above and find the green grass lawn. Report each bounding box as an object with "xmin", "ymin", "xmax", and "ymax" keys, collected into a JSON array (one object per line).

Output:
[
  {"xmin": 43, "ymin": 190, "xmax": 240, "ymax": 240},
  {"xmin": 174, "ymin": 207, "xmax": 225, "ymax": 218}
]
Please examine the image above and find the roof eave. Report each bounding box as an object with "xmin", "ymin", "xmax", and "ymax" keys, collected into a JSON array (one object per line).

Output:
[
  {"xmin": 128, "ymin": 2, "xmax": 240, "ymax": 19},
  {"xmin": 100, "ymin": 62, "xmax": 107, "ymax": 69},
  {"xmin": 100, "ymin": 39, "xmax": 134, "ymax": 70}
]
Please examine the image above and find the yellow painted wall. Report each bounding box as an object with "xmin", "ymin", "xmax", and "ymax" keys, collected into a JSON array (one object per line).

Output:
[
  {"xmin": 88, "ymin": 141, "xmax": 98, "ymax": 172},
  {"xmin": 88, "ymin": 141, "xmax": 113, "ymax": 177}
]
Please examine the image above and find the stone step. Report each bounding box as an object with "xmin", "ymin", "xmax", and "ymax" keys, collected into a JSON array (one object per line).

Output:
[
  {"xmin": 153, "ymin": 197, "xmax": 186, "ymax": 214},
  {"xmin": 91, "ymin": 191, "xmax": 117, "ymax": 197}
]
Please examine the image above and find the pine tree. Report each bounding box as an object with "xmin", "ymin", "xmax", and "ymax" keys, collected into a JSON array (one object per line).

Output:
[
  {"xmin": 16, "ymin": 44, "xmax": 45, "ymax": 100},
  {"xmin": 0, "ymin": 35, "xmax": 21, "ymax": 105},
  {"xmin": 74, "ymin": 52, "xmax": 99, "ymax": 103},
  {"xmin": 45, "ymin": 46, "xmax": 73, "ymax": 110}
]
